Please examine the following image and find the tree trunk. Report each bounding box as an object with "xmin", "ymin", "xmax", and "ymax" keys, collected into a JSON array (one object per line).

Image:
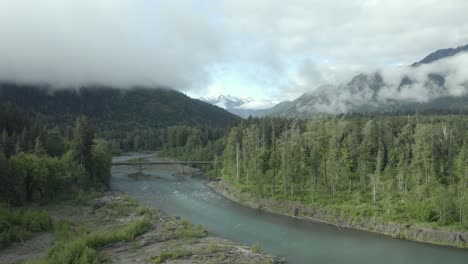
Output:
[{"xmin": 236, "ymin": 142, "xmax": 239, "ymax": 184}]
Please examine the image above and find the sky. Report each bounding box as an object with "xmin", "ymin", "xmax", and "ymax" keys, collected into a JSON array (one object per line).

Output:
[{"xmin": 0, "ymin": 0, "xmax": 468, "ymax": 108}]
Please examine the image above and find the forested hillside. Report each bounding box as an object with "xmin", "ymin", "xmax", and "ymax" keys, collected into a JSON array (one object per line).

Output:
[
  {"xmin": 0, "ymin": 83, "xmax": 240, "ymax": 130},
  {"xmin": 220, "ymin": 116, "xmax": 468, "ymax": 228}
]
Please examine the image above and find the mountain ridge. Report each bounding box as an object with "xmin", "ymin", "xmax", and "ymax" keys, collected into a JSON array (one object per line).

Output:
[
  {"xmin": 264, "ymin": 43, "xmax": 468, "ymax": 117},
  {"xmin": 0, "ymin": 83, "xmax": 241, "ymax": 129}
]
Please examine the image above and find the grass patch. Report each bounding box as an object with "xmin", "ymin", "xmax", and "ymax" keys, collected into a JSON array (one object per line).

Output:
[
  {"xmin": 175, "ymin": 220, "xmax": 207, "ymax": 239},
  {"xmin": 122, "ymin": 195, "xmax": 139, "ymax": 207},
  {"xmin": 53, "ymin": 220, "xmax": 76, "ymax": 242},
  {"xmin": 136, "ymin": 206, "xmax": 152, "ymax": 216},
  {"xmin": 106, "ymin": 202, "xmax": 132, "ymax": 217},
  {"xmin": 32, "ymin": 218, "xmax": 152, "ymax": 264},
  {"xmin": 0, "ymin": 206, "xmax": 53, "ymax": 248},
  {"xmin": 251, "ymin": 243, "xmax": 262, "ymax": 253},
  {"xmin": 75, "ymin": 190, "xmax": 103, "ymax": 205},
  {"xmin": 206, "ymin": 243, "xmax": 224, "ymax": 254},
  {"xmin": 150, "ymin": 248, "xmax": 193, "ymax": 264}
]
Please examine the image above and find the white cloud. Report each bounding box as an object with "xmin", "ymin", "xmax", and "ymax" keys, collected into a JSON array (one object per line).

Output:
[
  {"xmin": 0, "ymin": 0, "xmax": 225, "ymax": 89},
  {"xmin": 378, "ymin": 52, "xmax": 468, "ymax": 102},
  {"xmin": 0, "ymin": 0, "xmax": 467, "ymax": 101},
  {"xmin": 236, "ymin": 100, "xmax": 277, "ymax": 110}
]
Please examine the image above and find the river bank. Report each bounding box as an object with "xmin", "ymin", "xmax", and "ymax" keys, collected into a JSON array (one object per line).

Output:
[
  {"xmin": 0, "ymin": 192, "xmax": 282, "ymax": 264},
  {"xmin": 209, "ymin": 179, "xmax": 468, "ymax": 249}
]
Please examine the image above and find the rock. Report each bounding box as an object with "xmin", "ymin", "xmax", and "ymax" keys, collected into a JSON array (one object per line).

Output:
[{"xmin": 293, "ymin": 207, "xmax": 300, "ymax": 217}]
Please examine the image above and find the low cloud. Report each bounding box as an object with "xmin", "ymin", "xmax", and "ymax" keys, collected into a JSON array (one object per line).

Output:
[
  {"xmin": 378, "ymin": 52, "xmax": 468, "ymax": 102},
  {"xmin": 290, "ymin": 52, "xmax": 468, "ymax": 114},
  {"xmin": 236, "ymin": 100, "xmax": 278, "ymax": 110}
]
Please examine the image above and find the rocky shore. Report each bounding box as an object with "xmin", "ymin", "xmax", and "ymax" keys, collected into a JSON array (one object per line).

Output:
[{"xmin": 0, "ymin": 192, "xmax": 283, "ymax": 264}]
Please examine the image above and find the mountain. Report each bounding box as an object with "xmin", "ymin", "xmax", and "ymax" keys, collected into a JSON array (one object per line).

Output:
[
  {"xmin": 200, "ymin": 95, "xmax": 260, "ymax": 118},
  {"xmin": 200, "ymin": 95, "xmax": 253, "ymax": 110},
  {"xmin": 266, "ymin": 44, "xmax": 468, "ymax": 117},
  {"xmin": 0, "ymin": 83, "xmax": 241, "ymax": 129},
  {"xmin": 412, "ymin": 43, "xmax": 468, "ymax": 66}
]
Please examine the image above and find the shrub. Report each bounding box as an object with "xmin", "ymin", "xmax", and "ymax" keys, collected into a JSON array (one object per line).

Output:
[
  {"xmin": 33, "ymin": 218, "xmax": 152, "ymax": 264},
  {"xmin": 251, "ymin": 243, "xmax": 262, "ymax": 253},
  {"xmin": 20, "ymin": 209, "xmax": 53, "ymax": 232},
  {"xmin": 0, "ymin": 206, "xmax": 52, "ymax": 249},
  {"xmin": 122, "ymin": 195, "xmax": 139, "ymax": 207},
  {"xmin": 175, "ymin": 222, "xmax": 207, "ymax": 239},
  {"xmin": 53, "ymin": 220, "xmax": 75, "ymax": 241},
  {"xmin": 136, "ymin": 206, "xmax": 152, "ymax": 216}
]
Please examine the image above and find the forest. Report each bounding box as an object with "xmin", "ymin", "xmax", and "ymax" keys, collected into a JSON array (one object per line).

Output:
[
  {"xmin": 129, "ymin": 113, "xmax": 468, "ymax": 228},
  {"xmin": 2, "ymin": 86, "xmax": 468, "ymax": 249},
  {"xmin": 219, "ymin": 116, "xmax": 468, "ymax": 228},
  {"xmin": 0, "ymin": 103, "xmax": 112, "ymax": 206},
  {"xmin": 0, "ymin": 103, "xmax": 112, "ymax": 247},
  {"xmin": 0, "ymin": 83, "xmax": 239, "ymax": 130}
]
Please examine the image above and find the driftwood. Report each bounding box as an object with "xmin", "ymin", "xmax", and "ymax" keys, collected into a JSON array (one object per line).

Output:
[
  {"xmin": 301, "ymin": 215, "xmax": 343, "ymax": 230},
  {"xmin": 17, "ymin": 232, "xmax": 26, "ymax": 246}
]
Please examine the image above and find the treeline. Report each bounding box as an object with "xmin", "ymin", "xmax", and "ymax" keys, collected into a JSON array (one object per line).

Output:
[
  {"xmin": 0, "ymin": 103, "xmax": 112, "ymax": 206},
  {"xmin": 101, "ymin": 126, "xmax": 227, "ymax": 158},
  {"xmin": 222, "ymin": 116, "xmax": 468, "ymax": 227}
]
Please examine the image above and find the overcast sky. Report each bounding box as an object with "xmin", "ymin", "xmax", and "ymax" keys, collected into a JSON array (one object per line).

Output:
[{"xmin": 0, "ymin": 0, "xmax": 467, "ymax": 104}]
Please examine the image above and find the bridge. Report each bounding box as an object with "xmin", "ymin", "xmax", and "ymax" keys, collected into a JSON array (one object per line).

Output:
[
  {"xmin": 112, "ymin": 161, "xmax": 216, "ymax": 166},
  {"xmin": 112, "ymin": 161, "xmax": 219, "ymax": 174}
]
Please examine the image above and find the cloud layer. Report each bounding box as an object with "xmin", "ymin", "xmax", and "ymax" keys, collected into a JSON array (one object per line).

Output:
[
  {"xmin": 0, "ymin": 0, "xmax": 224, "ymax": 89},
  {"xmin": 289, "ymin": 52, "xmax": 468, "ymax": 115},
  {"xmin": 0, "ymin": 0, "xmax": 467, "ymax": 99}
]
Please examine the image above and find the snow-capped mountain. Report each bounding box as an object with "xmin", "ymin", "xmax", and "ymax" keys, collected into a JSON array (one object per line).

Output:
[
  {"xmin": 200, "ymin": 95, "xmax": 254, "ymax": 110},
  {"xmin": 200, "ymin": 95, "xmax": 266, "ymax": 117}
]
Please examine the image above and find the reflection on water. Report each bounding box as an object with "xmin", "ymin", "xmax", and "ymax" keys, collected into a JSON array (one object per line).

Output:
[{"xmin": 111, "ymin": 154, "xmax": 468, "ymax": 264}]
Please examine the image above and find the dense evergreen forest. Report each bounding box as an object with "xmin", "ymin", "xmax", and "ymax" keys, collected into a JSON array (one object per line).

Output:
[
  {"xmin": 0, "ymin": 83, "xmax": 240, "ymax": 130},
  {"xmin": 0, "ymin": 103, "xmax": 112, "ymax": 205},
  {"xmin": 219, "ymin": 116, "xmax": 468, "ymax": 228}
]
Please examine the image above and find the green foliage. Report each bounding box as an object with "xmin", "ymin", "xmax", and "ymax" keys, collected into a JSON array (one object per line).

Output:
[
  {"xmin": 221, "ymin": 116, "xmax": 468, "ymax": 228},
  {"xmin": 85, "ymin": 218, "xmax": 152, "ymax": 249},
  {"xmin": 0, "ymin": 206, "xmax": 52, "ymax": 248},
  {"xmin": 136, "ymin": 206, "xmax": 153, "ymax": 216},
  {"xmin": 39, "ymin": 238, "xmax": 100, "ymax": 264},
  {"xmin": 206, "ymin": 243, "xmax": 223, "ymax": 253},
  {"xmin": 105, "ymin": 201, "xmax": 133, "ymax": 217},
  {"xmin": 150, "ymin": 248, "xmax": 193, "ymax": 264},
  {"xmin": 90, "ymin": 139, "xmax": 112, "ymax": 188},
  {"xmin": 122, "ymin": 195, "xmax": 139, "ymax": 207},
  {"xmin": 175, "ymin": 221, "xmax": 207, "ymax": 239},
  {"xmin": 72, "ymin": 115, "xmax": 95, "ymax": 175},
  {"xmin": 0, "ymin": 105, "xmax": 112, "ymax": 205},
  {"xmin": 34, "ymin": 218, "xmax": 152, "ymax": 264},
  {"xmin": 53, "ymin": 220, "xmax": 75, "ymax": 242},
  {"xmin": 0, "ymin": 85, "xmax": 240, "ymax": 132},
  {"xmin": 251, "ymin": 243, "xmax": 262, "ymax": 253},
  {"xmin": 75, "ymin": 190, "xmax": 103, "ymax": 205}
]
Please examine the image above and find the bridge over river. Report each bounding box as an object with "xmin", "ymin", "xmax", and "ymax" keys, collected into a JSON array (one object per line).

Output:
[{"xmin": 112, "ymin": 161, "xmax": 220, "ymax": 174}]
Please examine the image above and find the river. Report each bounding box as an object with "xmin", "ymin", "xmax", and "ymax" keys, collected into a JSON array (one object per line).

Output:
[{"xmin": 111, "ymin": 154, "xmax": 468, "ymax": 264}]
